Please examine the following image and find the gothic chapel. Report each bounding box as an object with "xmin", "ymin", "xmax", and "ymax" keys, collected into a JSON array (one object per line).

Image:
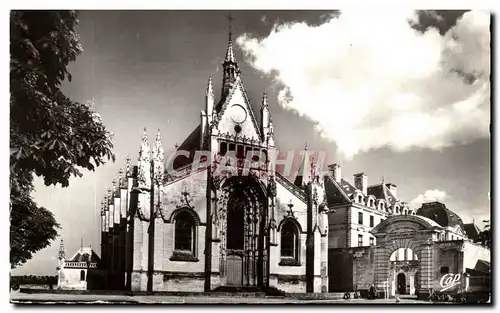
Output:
[{"xmin": 99, "ymin": 26, "xmax": 330, "ymax": 293}]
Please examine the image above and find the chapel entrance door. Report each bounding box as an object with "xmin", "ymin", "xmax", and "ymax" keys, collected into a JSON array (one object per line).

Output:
[
  {"xmin": 220, "ymin": 176, "xmax": 267, "ymax": 289},
  {"xmin": 226, "ymin": 254, "xmax": 243, "ymax": 286},
  {"xmin": 225, "ymin": 194, "xmax": 246, "ymax": 286}
]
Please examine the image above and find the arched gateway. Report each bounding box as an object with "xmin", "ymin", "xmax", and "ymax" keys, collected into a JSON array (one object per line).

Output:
[{"xmin": 371, "ymin": 215, "xmax": 443, "ymax": 299}]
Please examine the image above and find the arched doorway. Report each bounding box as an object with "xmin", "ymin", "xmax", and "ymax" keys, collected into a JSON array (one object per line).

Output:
[
  {"xmin": 217, "ymin": 176, "xmax": 267, "ymax": 288},
  {"xmin": 389, "ymin": 248, "xmax": 419, "ymax": 296},
  {"xmin": 397, "ymin": 273, "xmax": 406, "ymax": 294}
]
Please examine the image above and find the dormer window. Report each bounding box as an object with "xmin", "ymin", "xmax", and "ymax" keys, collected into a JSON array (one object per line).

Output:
[
  {"xmin": 358, "ymin": 195, "xmax": 363, "ymax": 203},
  {"xmin": 378, "ymin": 201, "xmax": 385, "ymax": 211}
]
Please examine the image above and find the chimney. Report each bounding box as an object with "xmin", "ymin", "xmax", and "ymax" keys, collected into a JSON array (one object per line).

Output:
[
  {"xmin": 354, "ymin": 172, "xmax": 367, "ymax": 195},
  {"xmin": 385, "ymin": 183, "xmax": 398, "ymax": 199},
  {"xmin": 328, "ymin": 163, "xmax": 342, "ymax": 183}
]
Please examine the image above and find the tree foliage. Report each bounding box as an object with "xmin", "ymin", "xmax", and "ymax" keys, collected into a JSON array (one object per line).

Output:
[
  {"xmin": 10, "ymin": 10, "xmax": 115, "ymax": 268},
  {"xmin": 477, "ymin": 220, "xmax": 491, "ymax": 249},
  {"xmin": 10, "ymin": 275, "xmax": 58, "ymax": 290}
]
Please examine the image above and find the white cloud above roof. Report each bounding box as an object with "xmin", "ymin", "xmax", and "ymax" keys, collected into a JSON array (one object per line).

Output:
[{"xmin": 237, "ymin": 10, "xmax": 490, "ymax": 159}]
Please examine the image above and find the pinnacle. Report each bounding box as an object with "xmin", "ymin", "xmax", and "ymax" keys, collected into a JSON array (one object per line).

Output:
[
  {"xmin": 225, "ymin": 40, "xmax": 236, "ymax": 63},
  {"xmin": 141, "ymin": 127, "xmax": 149, "ymax": 146},
  {"xmin": 207, "ymin": 77, "xmax": 214, "ymax": 96},
  {"xmin": 262, "ymin": 92, "xmax": 268, "ymax": 107}
]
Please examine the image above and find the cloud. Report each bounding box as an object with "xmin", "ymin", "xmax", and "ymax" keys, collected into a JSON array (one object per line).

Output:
[
  {"xmin": 411, "ymin": 189, "xmax": 448, "ymax": 207},
  {"xmin": 237, "ymin": 10, "xmax": 490, "ymax": 159}
]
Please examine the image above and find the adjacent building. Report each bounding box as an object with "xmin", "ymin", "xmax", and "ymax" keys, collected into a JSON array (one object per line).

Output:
[{"xmin": 56, "ymin": 240, "xmax": 103, "ymax": 290}]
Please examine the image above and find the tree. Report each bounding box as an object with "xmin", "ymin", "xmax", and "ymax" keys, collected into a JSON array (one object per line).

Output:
[
  {"xmin": 10, "ymin": 10, "xmax": 115, "ymax": 268},
  {"xmin": 477, "ymin": 220, "xmax": 491, "ymax": 249}
]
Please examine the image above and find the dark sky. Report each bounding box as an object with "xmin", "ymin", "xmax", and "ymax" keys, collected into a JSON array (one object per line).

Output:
[{"xmin": 14, "ymin": 10, "xmax": 490, "ymax": 275}]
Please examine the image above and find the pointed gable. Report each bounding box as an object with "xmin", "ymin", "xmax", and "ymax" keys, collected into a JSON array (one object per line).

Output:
[{"xmin": 214, "ymin": 77, "xmax": 261, "ymax": 141}]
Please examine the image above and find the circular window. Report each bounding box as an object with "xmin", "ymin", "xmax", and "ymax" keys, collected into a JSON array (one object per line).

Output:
[{"xmin": 229, "ymin": 104, "xmax": 247, "ymax": 124}]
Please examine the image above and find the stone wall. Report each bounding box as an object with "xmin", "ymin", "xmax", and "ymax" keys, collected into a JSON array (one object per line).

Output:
[
  {"xmin": 352, "ymin": 247, "xmax": 375, "ymax": 291},
  {"xmin": 160, "ymin": 272, "xmax": 205, "ymax": 292},
  {"xmin": 328, "ymin": 246, "xmax": 374, "ymax": 293},
  {"xmin": 328, "ymin": 206, "xmax": 348, "ymax": 248},
  {"xmin": 434, "ymin": 241, "xmax": 463, "ymax": 276},
  {"xmin": 271, "ymin": 274, "xmax": 307, "ymax": 293},
  {"xmin": 428, "ymin": 241, "xmax": 489, "ymax": 294},
  {"xmin": 328, "ymin": 248, "xmax": 354, "ymax": 292},
  {"xmin": 59, "ymin": 268, "xmax": 87, "ymax": 290}
]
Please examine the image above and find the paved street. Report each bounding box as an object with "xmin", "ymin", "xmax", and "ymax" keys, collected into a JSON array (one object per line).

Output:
[{"xmin": 10, "ymin": 291, "xmax": 430, "ymax": 304}]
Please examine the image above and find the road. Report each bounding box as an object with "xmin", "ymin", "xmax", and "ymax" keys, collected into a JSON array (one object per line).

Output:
[{"xmin": 10, "ymin": 291, "xmax": 431, "ymax": 304}]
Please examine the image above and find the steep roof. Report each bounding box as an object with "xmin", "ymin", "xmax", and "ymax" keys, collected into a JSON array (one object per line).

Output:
[
  {"xmin": 366, "ymin": 183, "xmax": 398, "ymax": 206},
  {"xmin": 367, "ymin": 184, "xmax": 386, "ymax": 200},
  {"xmin": 275, "ymin": 171, "xmax": 307, "ymax": 203},
  {"xmin": 324, "ymin": 175, "xmax": 351, "ymax": 206},
  {"xmin": 384, "ymin": 184, "xmax": 398, "ymax": 206},
  {"xmin": 170, "ymin": 124, "xmax": 201, "ymax": 170},
  {"xmin": 68, "ymin": 247, "xmax": 101, "ymax": 263},
  {"xmin": 338, "ymin": 178, "xmax": 357, "ymax": 197},
  {"xmin": 416, "ymin": 201, "xmax": 465, "ymax": 229},
  {"xmin": 294, "ymin": 148, "xmax": 311, "ymax": 188},
  {"xmin": 474, "ymin": 259, "xmax": 490, "ymax": 273},
  {"xmin": 464, "ymin": 222, "xmax": 481, "ymax": 241}
]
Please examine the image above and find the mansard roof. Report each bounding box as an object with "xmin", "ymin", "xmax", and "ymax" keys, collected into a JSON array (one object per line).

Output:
[
  {"xmin": 324, "ymin": 175, "xmax": 392, "ymax": 207},
  {"xmin": 367, "ymin": 183, "xmax": 398, "ymax": 206},
  {"xmin": 416, "ymin": 201, "xmax": 465, "ymax": 229},
  {"xmin": 367, "ymin": 184, "xmax": 386, "ymax": 200}
]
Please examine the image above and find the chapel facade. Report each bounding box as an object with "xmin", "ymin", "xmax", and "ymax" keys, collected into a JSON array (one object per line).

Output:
[{"xmin": 99, "ymin": 30, "xmax": 330, "ymax": 293}]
